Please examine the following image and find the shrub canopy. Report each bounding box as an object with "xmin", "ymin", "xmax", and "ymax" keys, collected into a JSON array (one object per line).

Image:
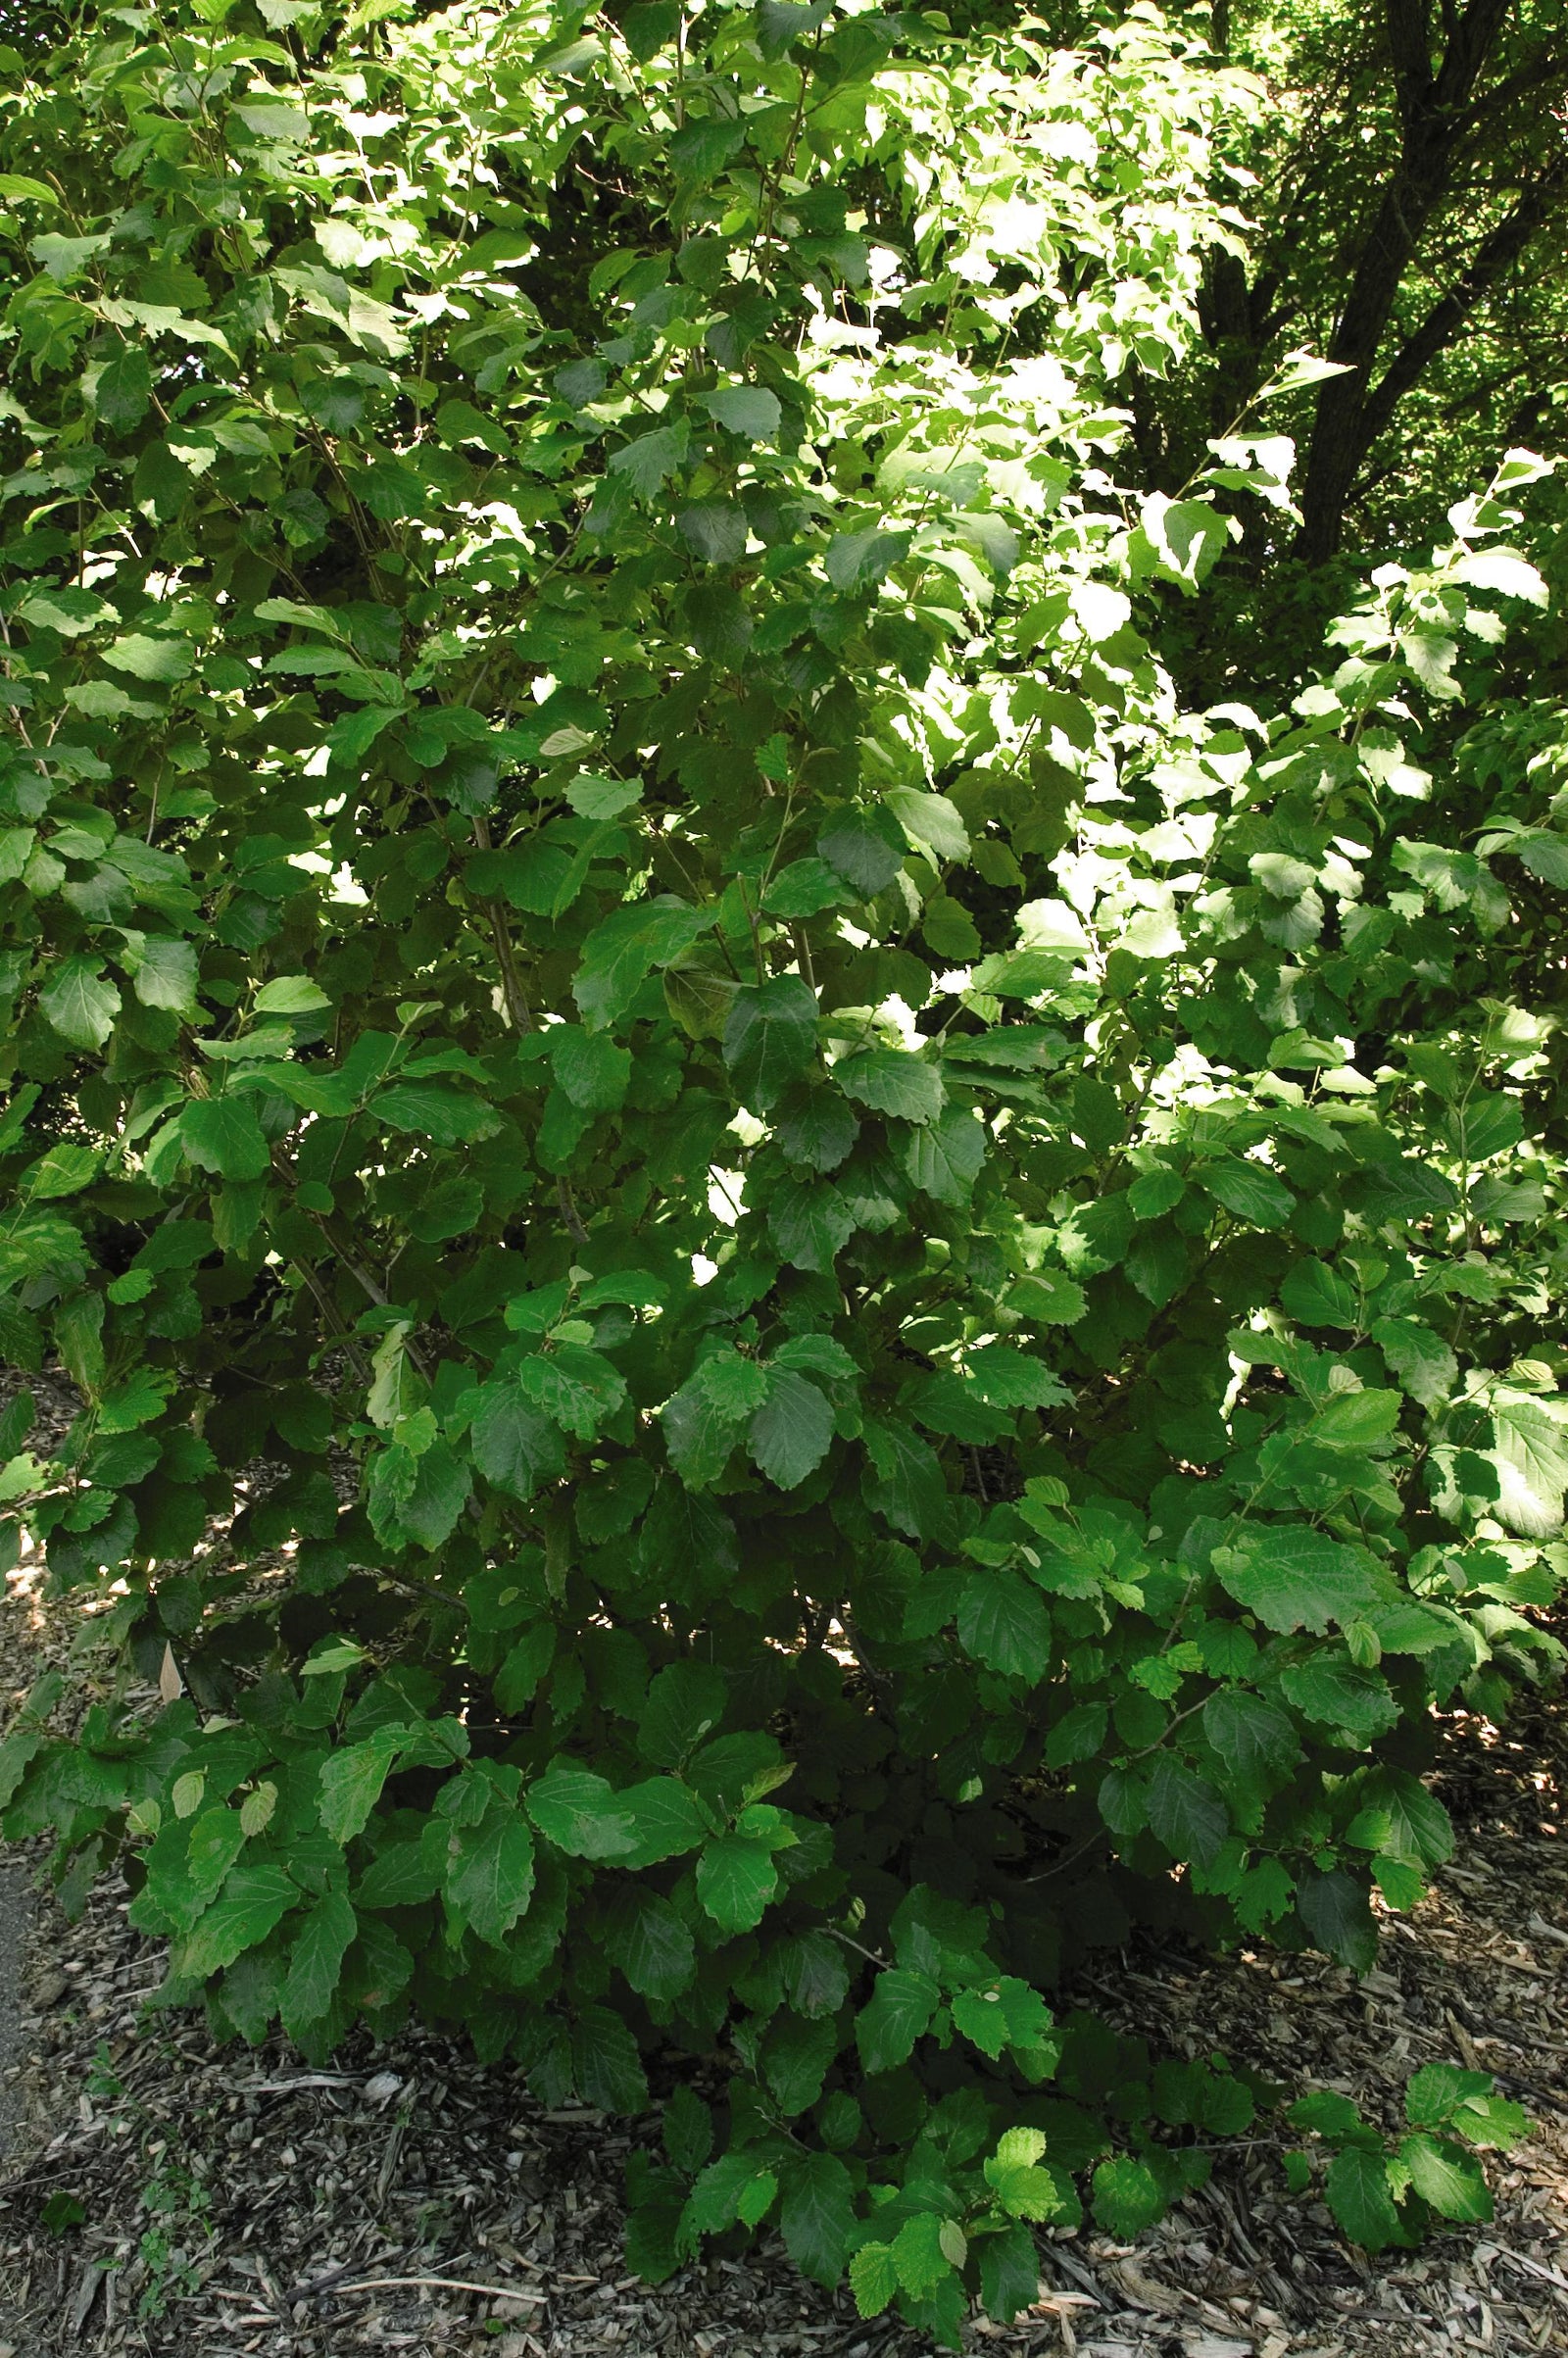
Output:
[{"xmin": 0, "ymin": 0, "xmax": 1563, "ymax": 2335}]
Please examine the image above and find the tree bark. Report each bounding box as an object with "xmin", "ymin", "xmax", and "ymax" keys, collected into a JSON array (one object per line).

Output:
[
  {"xmin": 1294, "ymin": 0, "xmax": 1523, "ymax": 562},
  {"xmin": 1354, "ymin": 156, "xmax": 1568, "ymax": 454}
]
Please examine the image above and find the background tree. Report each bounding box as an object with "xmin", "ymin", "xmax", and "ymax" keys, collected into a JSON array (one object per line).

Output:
[{"xmin": 1123, "ymin": 0, "xmax": 1568, "ymax": 568}]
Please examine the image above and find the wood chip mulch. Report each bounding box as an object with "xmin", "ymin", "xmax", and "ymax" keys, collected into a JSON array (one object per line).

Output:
[{"xmin": 0, "ymin": 1496, "xmax": 1563, "ymax": 2358}]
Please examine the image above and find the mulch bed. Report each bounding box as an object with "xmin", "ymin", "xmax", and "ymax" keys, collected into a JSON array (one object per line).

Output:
[{"xmin": 0, "ymin": 1428, "xmax": 1563, "ymax": 2357}]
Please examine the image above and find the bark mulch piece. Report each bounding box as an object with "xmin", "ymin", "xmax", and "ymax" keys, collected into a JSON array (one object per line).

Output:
[{"xmin": 0, "ymin": 1540, "xmax": 1562, "ymax": 2358}]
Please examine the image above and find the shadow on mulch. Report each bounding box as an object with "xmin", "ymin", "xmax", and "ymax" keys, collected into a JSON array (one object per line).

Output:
[{"xmin": 0, "ymin": 1554, "xmax": 1562, "ymax": 2358}]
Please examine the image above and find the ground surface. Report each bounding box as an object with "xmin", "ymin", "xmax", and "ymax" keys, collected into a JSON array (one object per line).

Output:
[{"xmin": 0, "ymin": 1556, "xmax": 1563, "ymax": 2358}]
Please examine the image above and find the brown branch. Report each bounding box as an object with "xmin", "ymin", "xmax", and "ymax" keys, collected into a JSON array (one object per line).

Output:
[
  {"xmin": 1385, "ymin": 0, "xmax": 1436, "ymax": 135},
  {"xmin": 288, "ymin": 1256, "xmax": 371, "ymax": 1385},
  {"xmin": 468, "ymin": 820, "xmax": 590, "ymax": 1248},
  {"xmin": 1357, "ymin": 156, "xmax": 1568, "ymax": 453}
]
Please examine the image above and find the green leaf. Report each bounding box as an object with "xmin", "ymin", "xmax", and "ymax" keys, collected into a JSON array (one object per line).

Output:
[
  {"xmin": 318, "ymin": 1729, "xmax": 405, "ymax": 1845},
  {"xmin": 963, "ymin": 1344, "xmax": 1067, "ymax": 1410},
  {"xmin": 778, "ymin": 2151, "xmax": 854, "ymax": 2286},
  {"xmin": 1513, "ymin": 830, "xmax": 1568, "ymax": 886},
  {"xmin": 1358, "ymin": 1154, "xmax": 1460, "ymax": 1225},
  {"xmin": 1282, "ymin": 1259, "xmax": 1358, "ymax": 1328},
  {"xmin": 885, "ymin": 788, "xmax": 968, "ymax": 864},
  {"xmin": 695, "ymin": 1835, "xmax": 779, "ymax": 1933},
  {"xmin": 445, "ymin": 1807, "xmax": 537, "ymax": 1944},
  {"xmin": 609, "ymin": 423, "xmax": 690, "ymax": 498},
  {"xmin": 1091, "ymin": 2157, "xmax": 1165, "ymax": 2236},
  {"xmin": 623, "ymin": 1, "xmax": 682, "ymax": 57},
  {"xmin": 1045, "ymin": 1700, "xmax": 1107, "ymax": 1767},
  {"xmin": 817, "ymin": 807, "xmax": 906, "ymax": 897},
  {"xmin": 900, "ymin": 1105, "xmax": 986, "ymax": 1204},
  {"xmin": 662, "ymin": 2085, "xmax": 713, "ymax": 2175},
  {"xmin": 0, "ymin": 172, "xmax": 61, "ymax": 206},
  {"xmin": 835, "ymin": 1049, "xmax": 944, "ymax": 1125},
  {"xmin": 704, "ymin": 386, "xmax": 781, "ymax": 441},
  {"xmin": 374, "ymin": 1081, "xmax": 501, "ymax": 1145},
  {"xmin": 1008, "ymin": 1269, "xmax": 1089, "ymax": 1327},
  {"xmin": 863, "ymin": 1418, "xmax": 950, "ymax": 1541},
  {"xmin": 763, "ymin": 856, "xmax": 849, "ymax": 918},
  {"xmin": 637, "ymin": 1663, "xmax": 729, "ymax": 1767},
  {"xmin": 550, "ymin": 1025, "xmax": 632, "ymax": 1112},
  {"xmin": 774, "ymin": 1931, "xmax": 848, "ymax": 2021},
  {"xmin": 1489, "ymin": 1391, "xmax": 1568, "ymax": 1538},
  {"xmin": 515, "ymin": 1344, "xmax": 625, "ymax": 1441},
  {"xmin": 18, "ymin": 586, "xmax": 115, "ymax": 637},
  {"xmin": 889, "ymin": 2210, "xmax": 953, "ymax": 2299},
  {"xmin": 617, "ymin": 1777, "xmax": 710, "ymax": 1868},
  {"xmin": 1312, "ymin": 1387, "xmax": 1401, "ymax": 1450},
  {"xmin": 681, "ymin": 2149, "xmax": 754, "ymax": 2238},
  {"xmin": 1298, "ymin": 1868, "xmax": 1377, "ymax": 1972},
  {"xmin": 762, "ymin": 2012, "xmax": 838, "ymax": 2114},
  {"xmin": 573, "ymin": 901, "xmax": 712, "ymax": 1030},
  {"xmin": 956, "ymin": 1569, "xmax": 1051, "ymax": 1680},
  {"xmin": 376, "ymin": 1438, "xmax": 471, "ymax": 1550},
  {"xmin": 1403, "ymin": 2063, "xmax": 1493, "ymax": 2131},
  {"xmin": 255, "ymin": 975, "xmax": 331, "ymax": 1016},
  {"xmin": 953, "ymin": 1976, "xmax": 1051, "ymax": 2061},
  {"xmin": 825, "ymin": 526, "xmax": 912, "ymax": 592},
  {"xmin": 1288, "ymin": 2089, "xmax": 1365, "ymax": 2138},
  {"xmin": 96, "ymin": 344, "xmax": 152, "ymax": 429},
  {"xmin": 1449, "ymin": 2090, "xmax": 1528, "ymax": 2150},
  {"xmin": 19, "ymin": 1144, "xmax": 102, "ymax": 1202},
  {"xmin": 1344, "ymin": 1768, "xmax": 1453, "ymax": 1866},
  {"xmin": 772, "ymin": 1083, "xmax": 858, "ymax": 1173},
  {"xmin": 978, "ymin": 2221, "xmax": 1043, "ymax": 2322},
  {"xmin": 1203, "ymin": 1157, "xmax": 1294, "ymax": 1227},
  {"xmin": 984, "ymin": 2128, "xmax": 1069, "ymax": 2223},
  {"xmin": 1444, "ymin": 1090, "xmax": 1523, "ymax": 1163},
  {"xmin": 126, "ymin": 936, "xmax": 199, "ymax": 1014},
  {"xmin": 1280, "ymin": 1650, "xmax": 1398, "ymax": 1742},
  {"xmin": 179, "ymin": 1865, "xmax": 296, "ymax": 1978},
  {"xmin": 1214, "ymin": 1529, "xmax": 1383, "ymax": 1634},
  {"xmin": 565, "ymin": 771, "xmax": 641, "ymax": 822},
  {"xmin": 1147, "ymin": 1757, "xmax": 1228, "ymax": 1867},
  {"xmin": 723, "ymin": 976, "xmax": 819, "ymax": 1110},
  {"xmin": 757, "ymin": 0, "xmax": 833, "ymax": 53},
  {"xmin": 1324, "ymin": 2144, "xmax": 1402, "ymax": 2251},
  {"xmin": 770, "ymin": 1177, "xmax": 856, "ymax": 1271},
  {"xmin": 1373, "ymin": 1316, "xmax": 1458, "ymax": 1407},
  {"xmin": 572, "ymin": 2004, "xmax": 650, "ymax": 2112},
  {"xmin": 610, "ymin": 1890, "xmax": 696, "ymax": 2001},
  {"xmin": 103, "ymin": 632, "xmax": 194, "ymax": 683},
  {"xmin": 527, "ymin": 1763, "xmax": 639, "ymax": 1860},
  {"xmin": 849, "ymin": 2243, "xmax": 899, "ymax": 2319},
  {"xmin": 771, "ymin": 1334, "xmax": 858, "ymax": 1385},
  {"xmin": 1202, "ymin": 1690, "xmax": 1298, "ymax": 1791},
  {"xmin": 38, "ymin": 958, "xmax": 120, "ymax": 1051},
  {"xmin": 747, "ymin": 1370, "xmax": 835, "ymax": 1489},
  {"xmin": 469, "ymin": 1384, "xmax": 567, "ymax": 1499},
  {"xmin": 1399, "ymin": 2135, "xmax": 1491, "ymax": 2222},
  {"xmin": 281, "ymin": 1889, "xmax": 357, "ymax": 2036},
  {"xmin": 180, "ymin": 1098, "xmax": 271, "ymax": 1182},
  {"xmin": 495, "ymin": 1625, "xmax": 557, "ymax": 1713},
  {"xmin": 856, "ymin": 1967, "xmax": 939, "ymax": 2074}
]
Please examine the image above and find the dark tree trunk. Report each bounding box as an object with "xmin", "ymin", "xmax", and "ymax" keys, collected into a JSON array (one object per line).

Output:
[{"xmin": 1294, "ymin": 0, "xmax": 1521, "ymax": 562}]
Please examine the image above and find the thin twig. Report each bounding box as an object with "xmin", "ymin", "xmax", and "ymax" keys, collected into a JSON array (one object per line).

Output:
[
  {"xmin": 826, "ymin": 1924, "xmax": 888, "ymax": 1969},
  {"xmin": 470, "ymin": 821, "xmax": 590, "ymax": 1247},
  {"xmin": 300, "ymin": 2273, "xmax": 546, "ymax": 2305},
  {"xmin": 289, "ymin": 1257, "xmax": 371, "ymax": 1384}
]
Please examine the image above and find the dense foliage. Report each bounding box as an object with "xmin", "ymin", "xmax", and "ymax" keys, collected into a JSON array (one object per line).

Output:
[{"xmin": 0, "ymin": 0, "xmax": 1562, "ymax": 2334}]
